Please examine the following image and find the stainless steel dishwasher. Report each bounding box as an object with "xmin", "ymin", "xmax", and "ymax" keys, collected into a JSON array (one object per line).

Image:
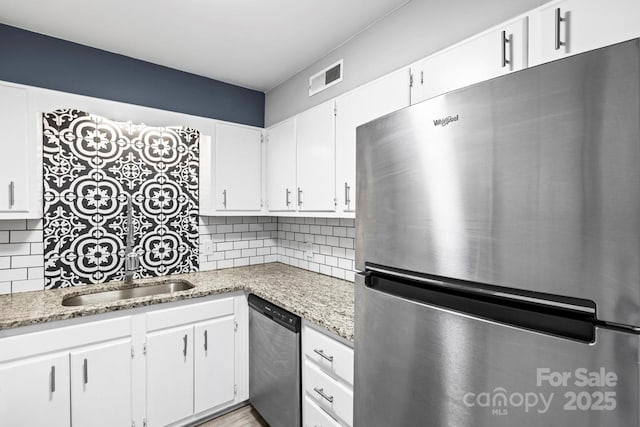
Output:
[{"xmin": 249, "ymin": 294, "xmax": 301, "ymax": 427}]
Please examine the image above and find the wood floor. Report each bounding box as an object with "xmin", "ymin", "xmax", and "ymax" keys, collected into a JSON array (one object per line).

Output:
[{"xmin": 197, "ymin": 405, "xmax": 269, "ymax": 427}]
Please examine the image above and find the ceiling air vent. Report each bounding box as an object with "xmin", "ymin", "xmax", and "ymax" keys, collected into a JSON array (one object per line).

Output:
[{"xmin": 309, "ymin": 60, "xmax": 343, "ymax": 96}]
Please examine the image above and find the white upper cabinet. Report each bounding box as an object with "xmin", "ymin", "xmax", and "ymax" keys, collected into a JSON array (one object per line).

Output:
[
  {"xmin": 296, "ymin": 101, "xmax": 336, "ymax": 212},
  {"xmin": 529, "ymin": 0, "xmax": 640, "ymax": 66},
  {"xmin": 335, "ymin": 69, "xmax": 411, "ymax": 213},
  {"xmin": 0, "ymin": 83, "xmax": 30, "ymax": 215},
  {"xmin": 0, "ymin": 352, "xmax": 71, "ymax": 427},
  {"xmin": 215, "ymin": 123, "xmax": 262, "ymax": 212},
  {"xmin": 70, "ymin": 339, "xmax": 133, "ymax": 427},
  {"xmin": 265, "ymin": 118, "xmax": 297, "ymax": 212},
  {"xmin": 199, "ymin": 134, "xmax": 215, "ymax": 216},
  {"xmin": 411, "ymin": 17, "xmax": 528, "ymax": 105}
]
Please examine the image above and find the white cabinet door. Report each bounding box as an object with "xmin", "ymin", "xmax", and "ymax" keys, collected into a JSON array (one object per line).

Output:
[
  {"xmin": 215, "ymin": 123, "xmax": 262, "ymax": 212},
  {"xmin": 529, "ymin": 0, "xmax": 640, "ymax": 66},
  {"xmin": 411, "ymin": 17, "xmax": 528, "ymax": 105},
  {"xmin": 146, "ymin": 325, "xmax": 194, "ymax": 427},
  {"xmin": 0, "ymin": 83, "xmax": 29, "ymax": 213},
  {"xmin": 335, "ymin": 69, "xmax": 410, "ymax": 212},
  {"xmin": 198, "ymin": 134, "xmax": 215, "ymax": 216},
  {"xmin": 296, "ymin": 101, "xmax": 336, "ymax": 212},
  {"xmin": 70, "ymin": 339, "xmax": 132, "ymax": 427},
  {"xmin": 0, "ymin": 353, "xmax": 70, "ymax": 427},
  {"xmin": 266, "ymin": 118, "xmax": 296, "ymax": 212},
  {"xmin": 194, "ymin": 316, "xmax": 236, "ymax": 413}
]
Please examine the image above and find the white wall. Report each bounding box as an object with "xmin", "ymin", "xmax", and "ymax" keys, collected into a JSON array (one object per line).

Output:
[{"xmin": 265, "ymin": 0, "xmax": 546, "ymax": 126}]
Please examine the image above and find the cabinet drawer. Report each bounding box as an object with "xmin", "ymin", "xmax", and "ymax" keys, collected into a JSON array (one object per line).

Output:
[
  {"xmin": 304, "ymin": 361, "xmax": 353, "ymax": 426},
  {"xmin": 146, "ymin": 297, "xmax": 234, "ymax": 331},
  {"xmin": 304, "ymin": 326, "xmax": 354, "ymax": 385},
  {"xmin": 304, "ymin": 395, "xmax": 342, "ymax": 427}
]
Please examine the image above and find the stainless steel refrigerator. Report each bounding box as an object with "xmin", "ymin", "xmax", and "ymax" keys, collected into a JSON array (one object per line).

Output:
[{"xmin": 354, "ymin": 38, "xmax": 640, "ymax": 427}]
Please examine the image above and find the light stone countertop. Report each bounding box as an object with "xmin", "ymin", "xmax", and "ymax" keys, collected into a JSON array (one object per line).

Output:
[{"xmin": 0, "ymin": 263, "xmax": 355, "ymax": 341}]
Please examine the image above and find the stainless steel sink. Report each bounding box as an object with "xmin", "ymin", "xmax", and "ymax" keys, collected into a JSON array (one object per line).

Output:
[{"xmin": 62, "ymin": 280, "xmax": 195, "ymax": 306}]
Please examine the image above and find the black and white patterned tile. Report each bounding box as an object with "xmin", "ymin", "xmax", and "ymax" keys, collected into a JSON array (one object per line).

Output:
[{"xmin": 43, "ymin": 110, "xmax": 199, "ymax": 289}]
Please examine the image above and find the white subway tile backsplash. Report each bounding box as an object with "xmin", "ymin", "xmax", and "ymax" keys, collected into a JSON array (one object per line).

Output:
[
  {"xmin": 0, "ymin": 220, "xmax": 46, "ymax": 294},
  {"xmin": 233, "ymin": 240, "xmax": 249, "ymax": 250},
  {"xmin": 10, "ymin": 230, "xmax": 43, "ymax": 243},
  {"xmin": 0, "ymin": 281, "xmax": 10, "ymax": 294},
  {"xmin": 12, "ymin": 255, "xmax": 43, "ymax": 268},
  {"xmin": 0, "ymin": 220, "xmax": 27, "ymax": 230},
  {"xmin": 217, "ymin": 241, "xmax": 234, "ymax": 251},
  {"xmin": 217, "ymin": 259, "xmax": 234, "ymax": 269},
  {"xmin": 225, "ymin": 250, "xmax": 241, "ymax": 259},
  {"xmin": 0, "ymin": 268, "xmax": 28, "ymax": 282},
  {"xmin": 0, "ymin": 214, "xmax": 354, "ymax": 295},
  {"xmin": 12, "ymin": 278, "xmax": 46, "ymax": 293},
  {"xmin": 277, "ymin": 217, "xmax": 356, "ymax": 282},
  {"xmin": 234, "ymin": 258, "xmax": 249, "ymax": 267},
  {"xmin": 28, "ymin": 267, "xmax": 45, "ymax": 279},
  {"xmin": 0, "ymin": 243, "xmax": 31, "ymax": 256}
]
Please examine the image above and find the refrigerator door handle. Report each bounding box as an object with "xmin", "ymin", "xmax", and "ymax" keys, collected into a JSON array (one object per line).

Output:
[
  {"xmin": 366, "ymin": 265, "xmax": 595, "ymax": 315},
  {"xmin": 365, "ymin": 265, "xmax": 597, "ymax": 342}
]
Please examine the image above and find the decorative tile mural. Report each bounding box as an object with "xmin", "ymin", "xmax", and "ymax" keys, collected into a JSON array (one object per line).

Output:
[{"xmin": 42, "ymin": 109, "xmax": 199, "ymax": 288}]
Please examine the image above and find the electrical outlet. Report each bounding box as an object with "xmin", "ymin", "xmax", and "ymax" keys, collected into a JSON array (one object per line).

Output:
[{"xmin": 202, "ymin": 241, "xmax": 214, "ymax": 255}]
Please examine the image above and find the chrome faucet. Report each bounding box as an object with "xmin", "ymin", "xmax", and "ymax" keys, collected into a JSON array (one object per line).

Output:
[{"xmin": 124, "ymin": 194, "xmax": 139, "ymax": 284}]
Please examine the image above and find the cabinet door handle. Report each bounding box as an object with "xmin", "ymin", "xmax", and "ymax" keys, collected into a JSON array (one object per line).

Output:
[
  {"xmin": 313, "ymin": 387, "xmax": 334, "ymax": 403},
  {"xmin": 83, "ymin": 358, "xmax": 88, "ymax": 385},
  {"xmin": 555, "ymin": 7, "xmax": 566, "ymax": 50},
  {"xmin": 297, "ymin": 188, "xmax": 303, "ymax": 206},
  {"xmin": 344, "ymin": 182, "xmax": 351, "ymax": 206},
  {"xmin": 420, "ymin": 70, "xmax": 424, "ymax": 85},
  {"xmin": 501, "ymin": 30, "xmax": 510, "ymax": 68},
  {"xmin": 50, "ymin": 365, "xmax": 56, "ymax": 393},
  {"xmin": 222, "ymin": 189, "xmax": 227, "ymax": 208},
  {"xmin": 183, "ymin": 334, "xmax": 188, "ymax": 357},
  {"xmin": 204, "ymin": 330, "xmax": 208, "ymax": 351},
  {"xmin": 285, "ymin": 188, "xmax": 291, "ymax": 207},
  {"xmin": 9, "ymin": 181, "xmax": 14, "ymax": 208},
  {"xmin": 313, "ymin": 348, "xmax": 334, "ymax": 362}
]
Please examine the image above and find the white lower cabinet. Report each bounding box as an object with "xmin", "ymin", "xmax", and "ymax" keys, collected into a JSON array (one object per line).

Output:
[
  {"xmin": 70, "ymin": 339, "xmax": 133, "ymax": 427},
  {"xmin": 146, "ymin": 325, "xmax": 195, "ymax": 427},
  {"xmin": 0, "ymin": 294, "xmax": 246, "ymax": 427},
  {"xmin": 305, "ymin": 395, "xmax": 342, "ymax": 427},
  {"xmin": 0, "ymin": 352, "xmax": 71, "ymax": 426},
  {"xmin": 302, "ymin": 322, "xmax": 354, "ymax": 427},
  {"xmin": 194, "ymin": 316, "xmax": 236, "ymax": 413},
  {"xmin": 145, "ymin": 297, "xmax": 239, "ymax": 426}
]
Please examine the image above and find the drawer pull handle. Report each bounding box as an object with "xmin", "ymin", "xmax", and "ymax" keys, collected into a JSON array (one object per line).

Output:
[
  {"xmin": 314, "ymin": 387, "xmax": 334, "ymax": 403},
  {"xmin": 313, "ymin": 348, "xmax": 334, "ymax": 362}
]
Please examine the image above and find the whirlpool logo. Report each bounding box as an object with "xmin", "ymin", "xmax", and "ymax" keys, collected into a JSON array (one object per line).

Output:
[{"xmin": 433, "ymin": 114, "xmax": 459, "ymax": 127}]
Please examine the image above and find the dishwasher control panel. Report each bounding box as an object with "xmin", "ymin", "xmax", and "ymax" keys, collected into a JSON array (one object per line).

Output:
[{"xmin": 248, "ymin": 294, "xmax": 301, "ymax": 332}]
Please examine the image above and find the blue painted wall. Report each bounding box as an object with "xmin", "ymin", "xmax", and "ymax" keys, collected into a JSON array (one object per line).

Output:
[{"xmin": 0, "ymin": 24, "xmax": 264, "ymax": 127}]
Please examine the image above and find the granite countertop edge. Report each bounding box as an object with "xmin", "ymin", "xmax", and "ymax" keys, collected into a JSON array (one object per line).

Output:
[{"xmin": 0, "ymin": 263, "xmax": 355, "ymax": 342}]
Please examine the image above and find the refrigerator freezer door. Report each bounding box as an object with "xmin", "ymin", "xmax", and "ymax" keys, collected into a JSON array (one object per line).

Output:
[
  {"xmin": 354, "ymin": 274, "xmax": 640, "ymax": 427},
  {"xmin": 356, "ymin": 39, "xmax": 640, "ymax": 326}
]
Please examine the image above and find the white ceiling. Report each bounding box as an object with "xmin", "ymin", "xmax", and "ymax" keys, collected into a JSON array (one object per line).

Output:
[{"xmin": 0, "ymin": 0, "xmax": 410, "ymax": 92}]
